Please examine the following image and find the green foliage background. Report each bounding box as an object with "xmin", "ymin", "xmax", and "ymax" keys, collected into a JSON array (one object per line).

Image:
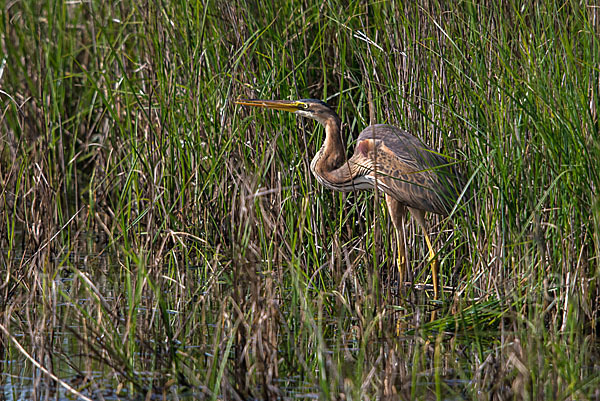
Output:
[{"xmin": 1, "ymin": 1, "xmax": 599, "ymax": 399}]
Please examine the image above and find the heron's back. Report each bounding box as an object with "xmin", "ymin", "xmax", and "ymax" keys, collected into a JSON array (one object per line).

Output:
[{"xmin": 353, "ymin": 124, "xmax": 461, "ymax": 215}]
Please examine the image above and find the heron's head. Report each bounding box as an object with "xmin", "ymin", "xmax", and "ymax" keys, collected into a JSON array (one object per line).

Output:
[{"xmin": 235, "ymin": 98, "xmax": 339, "ymax": 125}]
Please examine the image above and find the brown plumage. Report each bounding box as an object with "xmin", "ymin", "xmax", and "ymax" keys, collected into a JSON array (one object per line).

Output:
[{"xmin": 235, "ymin": 98, "xmax": 463, "ymax": 300}]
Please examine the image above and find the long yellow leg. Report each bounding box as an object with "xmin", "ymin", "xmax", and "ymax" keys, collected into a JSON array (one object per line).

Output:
[
  {"xmin": 423, "ymin": 231, "xmax": 439, "ymax": 300},
  {"xmin": 408, "ymin": 208, "xmax": 440, "ymax": 322},
  {"xmin": 386, "ymin": 196, "xmax": 407, "ymax": 286},
  {"xmin": 385, "ymin": 196, "xmax": 408, "ymax": 333},
  {"xmin": 396, "ymin": 227, "xmax": 406, "ymax": 286}
]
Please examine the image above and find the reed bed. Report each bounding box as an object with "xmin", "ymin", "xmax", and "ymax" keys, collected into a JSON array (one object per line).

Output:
[{"xmin": 1, "ymin": 0, "xmax": 599, "ymax": 399}]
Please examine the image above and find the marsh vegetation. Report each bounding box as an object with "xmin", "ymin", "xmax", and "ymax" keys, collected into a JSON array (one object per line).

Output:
[{"xmin": 1, "ymin": 0, "xmax": 599, "ymax": 399}]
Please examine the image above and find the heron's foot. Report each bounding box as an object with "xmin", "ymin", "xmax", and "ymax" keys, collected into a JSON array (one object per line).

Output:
[
  {"xmin": 431, "ymin": 258, "xmax": 440, "ymax": 300},
  {"xmin": 429, "ymin": 258, "xmax": 440, "ymax": 322}
]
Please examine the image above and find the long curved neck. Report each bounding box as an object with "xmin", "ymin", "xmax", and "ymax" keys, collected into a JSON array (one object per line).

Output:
[{"xmin": 310, "ymin": 115, "xmax": 355, "ymax": 189}]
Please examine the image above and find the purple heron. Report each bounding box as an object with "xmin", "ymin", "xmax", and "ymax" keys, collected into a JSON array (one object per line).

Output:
[{"xmin": 235, "ymin": 99, "xmax": 462, "ymax": 300}]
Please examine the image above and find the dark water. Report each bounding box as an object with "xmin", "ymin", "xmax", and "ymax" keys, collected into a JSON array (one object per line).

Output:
[{"xmin": 2, "ymin": 248, "xmax": 488, "ymax": 401}]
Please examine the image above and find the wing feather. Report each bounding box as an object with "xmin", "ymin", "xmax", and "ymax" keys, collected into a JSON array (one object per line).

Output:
[{"xmin": 350, "ymin": 124, "xmax": 460, "ymax": 215}]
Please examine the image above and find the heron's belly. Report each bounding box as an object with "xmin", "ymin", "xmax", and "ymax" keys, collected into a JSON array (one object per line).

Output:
[{"xmin": 312, "ymin": 172, "xmax": 381, "ymax": 193}]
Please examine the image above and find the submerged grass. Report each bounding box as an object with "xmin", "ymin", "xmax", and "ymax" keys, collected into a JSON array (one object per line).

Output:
[{"xmin": 1, "ymin": 0, "xmax": 599, "ymax": 399}]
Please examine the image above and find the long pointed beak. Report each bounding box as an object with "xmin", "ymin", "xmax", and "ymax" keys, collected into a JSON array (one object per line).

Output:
[{"xmin": 235, "ymin": 99, "xmax": 306, "ymax": 113}]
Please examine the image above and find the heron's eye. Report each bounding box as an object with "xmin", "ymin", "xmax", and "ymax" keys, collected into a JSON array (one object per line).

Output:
[{"xmin": 300, "ymin": 102, "xmax": 309, "ymax": 110}]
